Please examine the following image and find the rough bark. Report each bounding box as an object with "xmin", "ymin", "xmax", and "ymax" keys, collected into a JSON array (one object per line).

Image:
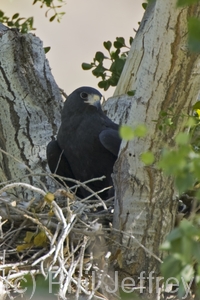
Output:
[
  {"xmin": 108, "ymin": 0, "xmax": 200, "ymax": 286},
  {"xmin": 0, "ymin": 24, "xmax": 63, "ymax": 198},
  {"xmin": 107, "ymin": 0, "xmax": 200, "ymax": 286}
]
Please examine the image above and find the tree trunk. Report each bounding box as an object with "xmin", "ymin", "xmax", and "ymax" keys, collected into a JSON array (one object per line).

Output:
[
  {"xmin": 1, "ymin": 0, "xmax": 200, "ymax": 297},
  {"xmin": 108, "ymin": 0, "xmax": 200, "ymax": 289},
  {"xmin": 0, "ymin": 24, "xmax": 62, "ymax": 198}
]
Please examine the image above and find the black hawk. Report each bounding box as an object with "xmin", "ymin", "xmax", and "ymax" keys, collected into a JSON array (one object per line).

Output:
[{"xmin": 47, "ymin": 86, "xmax": 121, "ymax": 199}]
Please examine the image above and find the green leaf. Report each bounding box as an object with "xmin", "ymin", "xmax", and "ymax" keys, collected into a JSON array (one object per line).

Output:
[
  {"xmin": 116, "ymin": 37, "xmax": 125, "ymax": 45},
  {"xmin": 134, "ymin": 124, "xmax": 147, "ymax": 137},
  {"xmin": 188, "ymin": 17, "xmax": 200, "ymax": 52},
  {"xmin": 49, "ymin": 14, "xmax": 56, "ymax": 22},
  {"xmin": 160, "ymin": 111, "xmax": 168, "ymax": 117},
  {"xmin": 181, "ymin": 264, "xmax": 194, "ymax": 281},
  {"xmin": 110, "ymin": 49, "xmax": 120, "ymax": 60},
  {"xmin": 103, "ymin": 41, "xmax": 112, "ymax": 51},
  {"xmin": 175, "ymin": 132, "xmax": 190, "ymax": 145},
  {"xmin": 193, "ymin": 101, "xmax": 200, "ymax": 110},
  {"xmin": 110, "ymin": 57, "xmax": 125, "ymax": 74},
  {"xmin": 92, "ymin": 64, "xmax": 107, "ymax": 78},
  {"xmin": 142, "ymin": 3, "xmax": 148, "ymax": 9},
  {"xmin": 165, "ymin": 227, "xmax": 182, "ymax": 242},
  {"xmin": 81, "ymin": 63, "xmax": 93, "ymax": 70},
  {"xmin": 94, "ymin": 51, "xmax": 105, "ymax": 63},
  {"xmin": 45, "ymin": 0, "xmax": 53, "ymax": 7},
  {"xmin": 175, "ymin": 172, "xmax": 195, "ymax": 194},
  {"xmin": 114, "ymin": 41, "xmax": 124, "ymax": 49},
  {"xmin": 160, "ymin": 239, "xmax": 171, "ymax": 251},
  {"xmin": 177, "ymin": 0, "xmax": 200, "ymax": 6},
  {"xmin": 129, "ymin": 36, "xmax": 134, "ymax": 46},
  {"xmin": 98, "ymin": 80, "xmax": 110, "ymax": 91},
  {"xmin": 119, "ymin": 125, "xmax": 135, "ymax": 140},
  {"xmin": 108, "ymin": 75, "xmax": 119, "ymax": 87},
  {"xmin": 140, "ymin": 152, "xmax": 155, "ymax": 165},
  {"xmin": 161, "ymin": 255, "xmax": 182, "ymax": 280},
  {"xmin": 185, "ymin": 116, "xmax": 196, "ymax": 127},
  {"xmin": 127, "ymin": 90, "xmax": 135, "ymax": 96},
  {"xmin": 12, "ymin": 13, "xmax": 20, "ymax": 20},
  {"xmin": 44, "ymin": 46, "xmax": 51, "ymax": 54}
]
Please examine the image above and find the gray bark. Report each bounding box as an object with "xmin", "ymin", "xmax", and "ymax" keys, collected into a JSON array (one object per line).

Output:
[
  {"xmin": 107, "ymin": 0, "xmax": 200, "ymax": 285},
  {"xmin": 0, "ymin": 25, "xmax": 63, "ymax": 199}
]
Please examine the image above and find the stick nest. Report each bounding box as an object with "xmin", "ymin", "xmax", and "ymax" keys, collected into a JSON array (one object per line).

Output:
[{"xmin": 0, "ymin": 174, "xmax": 117, "ymax": 300}]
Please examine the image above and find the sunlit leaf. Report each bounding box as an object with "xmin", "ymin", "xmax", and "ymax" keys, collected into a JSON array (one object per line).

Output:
[
  {"xmin": 44, "ymin": 192, "xmax": 54, "ymax": 203},
  {"xmin": 34, "ymin": 231, "xmax": 48, "ymax": 247},
  {"xmin": 24, "ymin": 231, "xmax": 35, "ymax": 243},
  {"xmin": 134, "ymin": 124, "xmax": 147, "ymax": 137},
  {"xmin": 119, "ymin": 125, "xmax": 135, "ymax": 140},
  {"xmin": 175, "ymin": 132, "xmax": 190, "ymax": 145},
  {"xmin": 17, "ymin": 243, "xmax": 33, "ymax": 252},
  {"xmin": 140, "ymin": 152, "xmax": 155, "ymax": 165}
]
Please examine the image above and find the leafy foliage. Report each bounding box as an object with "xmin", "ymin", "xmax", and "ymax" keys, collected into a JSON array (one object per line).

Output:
[
  {"xmin": 0, "ymin": 0, "xmax": 65, "ymax": 33},
  {"xmin": 0, "ymin": 11, "xmax": 35, "ymax": 33},
  {"xmin": 177, "ymin": 0, "xmax": 200, "ymax": 6},
  {"xmin": 176, "ymin": 0, "xmax": 200, "ymax": 52},
  {"xmin": 188, "ymin": 17, "xmax": 200, "ymax": 52},
  {"xmin": 161, "ymin": 219, "xmax": 200, "ymax": 298},
  {"xmin": 140, "ymin": 151, "xmax": 155, "ymax": 165},
  {"xmin": 159, "ymin": 106, "xmax": 200, "ymax": 296},
  {"xmin": 119, "ymin": 124, "xmax": 147, "ymax": 141},
  {"xmin": 158, "ymin": 107, "xmax": 200, "ymax": 193},
  {"xmin": 82, "ymin": 37, "xmax": 133, "ymax": 91},
  {"xmin": 81, "ymin": 2, "xmax": 154, "ymax": 91},
  {"xmin": 32, "ymin": 0, "xmax": 66, "ymax": 23}
]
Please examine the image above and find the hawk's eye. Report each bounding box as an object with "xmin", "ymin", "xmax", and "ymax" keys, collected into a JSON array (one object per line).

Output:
[{"xmin": 80, "ymin": 92, "xmax": 88, "ymax": 100}]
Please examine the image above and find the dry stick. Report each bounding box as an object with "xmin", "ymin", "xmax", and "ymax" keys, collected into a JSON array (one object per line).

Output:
[
  {"xmin": 63, "ymin": 239, "xmax": 83, "ymax": 269},
  {"xmin": 0, "ymin": 197, "xmax": 40, "ymax": 223},
  {"xmin": 58, "ymin": 260, "xmax": 91, "ymax": 298},
  {"xmin": 0, "ymin": 148, "xmax": 48, "ymax": 191},
  {"xmin": 76, "ymin": 236, "xmax": 88, "ymax": 299},
  {"xmin": 0, "ymin": 172, "xmax": 59, "ymax": 187},
  {"xmin": 80, "ymin": 186, "xmax": 112, "ymax": 202},
  {"xmin": 112, "ymin": 228, "xmax": 163, "ymax": 263},
  {"xmin": 0, "ymin": 217, "xmax": 7, "ymax": 238},
  {"xmin": 62, "ymin": 255, "xmax": 81, "ymax": 296},
  {"xmin": 0, "ymin": 258, "xmax": 33, "ymax": 270},
  {"xmin": 24, "ymin": 214, "xmax": 53, "ymax": 242},
  {"xmin": 6, "ymin": 219, "xmax": 28, "ymax": 248},
  {"xmin": 0, "ymin": 182, "xmax": 46, "ymax": 197},
  {"xmin": 87, "ymin": 267, "xmax": 106, "ymax": 300},
  {"xmin": 51, "ymin": 221, "xmax": 62, "ymax": 247},
  {"xmin": 54, "ymin": 149, "xmax": 64, "ymax": 174},
  {"xmin": 51, "ymin": 210, "xmax": 76, "ymax": 266},
  {"xmin": 0, "ymin": 156, "xmax": 108, "ymax": 211},
  {"xmin": 51, "ymin": 174, "xmax": 108, "ymax": 209},
  {"xmin": 101, "ymin": 252, "xmax": 120, "ymax": 300}
]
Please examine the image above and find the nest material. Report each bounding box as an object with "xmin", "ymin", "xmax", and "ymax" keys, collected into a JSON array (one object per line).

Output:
[
  {"xmin": 0, "ymin": 175, "xmax": 118, "ymax": 300},
  {"xmin": 0, "ymin": 175, "xmax": 195, "ymax": 300}
]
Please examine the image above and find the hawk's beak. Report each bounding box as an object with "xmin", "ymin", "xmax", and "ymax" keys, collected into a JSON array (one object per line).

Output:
[{"xmin": 84, "ymin": 94, "xmax": 101, "ymax": 107}]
